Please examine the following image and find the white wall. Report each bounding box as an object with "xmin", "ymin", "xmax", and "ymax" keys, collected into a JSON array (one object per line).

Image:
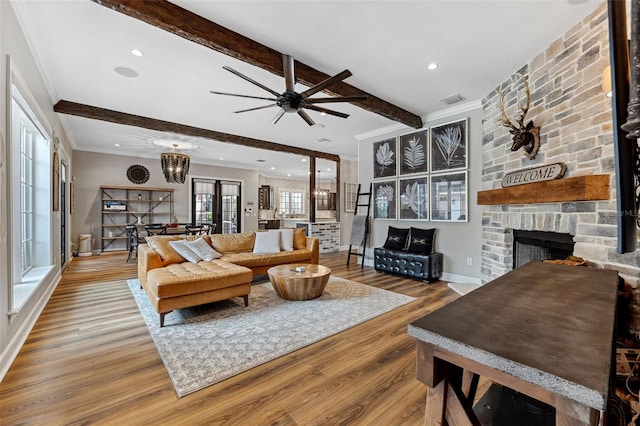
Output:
[
  {"xmin": 0, "ymin": 2, "xmax": 74, "ymax": 380},
  {"xmin": 72, "ymin": 150, "xmax": 260, "ymax": 252},
  {"xmin": 358, "ymin": 105, "xmax": 484, "ymax": 283}
]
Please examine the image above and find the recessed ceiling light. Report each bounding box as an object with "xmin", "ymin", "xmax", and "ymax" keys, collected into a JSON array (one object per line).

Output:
[
  {"xmin": 131, "ymin": 49, "xmax": 144, "ymax": 57},
  {"xmin": 219, "ymin": 157, "xmax": 224, "ymax": 161},
  {"xmin": 270, "ymin": 166, "xmax": 275, "ymax": 170},
  {"xmin": 301, "ymin": 158, "xmax": 307, "ymax": 162},
  {"xmin": 427, "ymin": 63, "xmax": 438, "ymax": 71},
  {"xmin": 287, "ymin": 174, "xmax": 291, "ymax": 177},
  {"xmin": 114, "ymin": 143, "xmax": 120, "ymax": 147},
  {"xmin": 320, "ymin": 112, "xmax": 327, "ymax": 116},
  {"xmin": 327, "ymin": 168, "xmax": 331, "ymax": 171},
  {"xmin": 114, "ymin": 66, "xmax": 139, "ymax": 78}
]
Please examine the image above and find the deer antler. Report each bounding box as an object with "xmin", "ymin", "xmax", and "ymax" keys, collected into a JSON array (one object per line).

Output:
[
  {"xmin": 498, "ymin": 73, "xmax": 531, "ymax": 130},
  {"xmin": 498, "ymin": 90, "xmax": 518, "ymax": 131},
  {"xmin": 516, "ymin": 73, "xmax": 530, "ymax": 124}
]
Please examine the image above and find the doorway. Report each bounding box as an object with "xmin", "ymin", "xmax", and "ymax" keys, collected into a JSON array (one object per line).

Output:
[{"xmin": 191, "ymin": 178, "xmax": 241, "ymax": 234}]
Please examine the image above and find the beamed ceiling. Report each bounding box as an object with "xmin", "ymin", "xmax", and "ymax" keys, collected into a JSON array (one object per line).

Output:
[{"xmin": 12, "ymin": 0, "xmax": 603, "ymax": 180}]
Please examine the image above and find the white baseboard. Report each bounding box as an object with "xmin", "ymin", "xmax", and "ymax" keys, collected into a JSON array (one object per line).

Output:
[
  {"xmin": 0, "ymin": 271, "xmax": 61, "ymax": 382},
  {"xmin": 440, "ymin": 272, "xmax": 482, "ymax": 285}
]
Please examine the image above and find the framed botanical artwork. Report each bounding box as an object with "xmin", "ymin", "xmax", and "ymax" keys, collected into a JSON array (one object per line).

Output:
[
  {"xmin": 430, "ymin": 118, "xmax": 468, "ymax": 172},
  {"xmin": 399, "ymin": 129, "xmax": 428, "ymax": 176},
  {"xmin": 373, "ymin": 180, "xmax": 397, "ymax": 219},
  {"xmin": 373, "ymin": 138, "xmax": 397, "ymax": 178},
  {"xmin": 399, "ymin": 176, "xmax": 428, "ymax": 220},
  {"xmin": 430, "ymin": 172, "xmax": 467, "ymax": 222}
]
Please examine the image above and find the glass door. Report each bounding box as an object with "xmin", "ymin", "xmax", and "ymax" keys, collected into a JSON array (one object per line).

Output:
[
  {"xmin": 192, "ymin": 179, "xmax": 215, "ymax": 228},
  {"xmin": 221, "ymin": 181, "xmax": 241, "ymax": 234},
  {"xmin": 191, "ymin": 179, "xmax": 241, "ymax": 234},
  {"xmin": 60, "ymin": 161, "xmax": 67, "ymax": 265}
]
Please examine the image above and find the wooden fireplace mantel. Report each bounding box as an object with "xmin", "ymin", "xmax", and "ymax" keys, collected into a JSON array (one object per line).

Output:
[{"xmin": 477, "ymin": 174, "xmax": 610, "ymax": 205}]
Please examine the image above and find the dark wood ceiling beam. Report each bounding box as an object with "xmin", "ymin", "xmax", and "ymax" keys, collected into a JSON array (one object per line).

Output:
[
  {"xmin": 92, "ymin": 0, "xmax": 423, "ymax": 129},
  {"xmin": 54, "ymin": 100, "xmax": 340, "ymax": 162}
]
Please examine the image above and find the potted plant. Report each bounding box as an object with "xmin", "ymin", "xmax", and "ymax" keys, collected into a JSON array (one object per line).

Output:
[{"xmin": 167, "ymin": 215, "xmax": 179, "ymax": 228}]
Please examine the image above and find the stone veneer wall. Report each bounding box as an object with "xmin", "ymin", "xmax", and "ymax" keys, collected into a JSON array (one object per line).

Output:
[{"xmin": 481, "ymin": 4, "xmax": 640, "ymax": 329}]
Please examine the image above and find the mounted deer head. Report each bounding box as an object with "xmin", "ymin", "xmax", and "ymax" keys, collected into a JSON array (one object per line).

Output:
[{"xmin": 499, "ymin": 73, "xmax": 540, "ymax": 160}]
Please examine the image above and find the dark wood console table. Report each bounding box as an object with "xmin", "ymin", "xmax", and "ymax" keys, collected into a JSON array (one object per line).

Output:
[{"xmin": 408, "ymin": 261, "xmax": 618, "ymax": 425}]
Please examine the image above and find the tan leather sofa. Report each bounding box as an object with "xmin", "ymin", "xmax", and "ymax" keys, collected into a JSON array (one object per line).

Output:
[{"xmin": 138, "ymin": 229, "xmax": 319, "ymax": 326}]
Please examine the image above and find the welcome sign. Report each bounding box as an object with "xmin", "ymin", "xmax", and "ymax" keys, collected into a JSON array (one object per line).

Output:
[{"xmin": 501, "ymin": 163, "xmax": 567, "ymax": 188}]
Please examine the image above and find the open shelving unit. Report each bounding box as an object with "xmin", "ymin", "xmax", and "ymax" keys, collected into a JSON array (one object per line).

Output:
[{"xmin": 101, "ymin": 185, "xmax": 175, "ymax": 252}]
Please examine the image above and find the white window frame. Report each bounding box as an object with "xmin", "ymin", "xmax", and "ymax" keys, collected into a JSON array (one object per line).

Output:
[
  {"xmin": 7, "ymin": 56, "xmax": 54, "ymax": 314},
  {"xmin": 278, "ymin": 190, "xmax": 305, "ymax": 216}
]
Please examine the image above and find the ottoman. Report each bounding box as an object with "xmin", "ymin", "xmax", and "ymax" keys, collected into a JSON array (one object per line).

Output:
[{"xmin": 144, "ymin": 259, "xmax": 253, "ymax": 326}]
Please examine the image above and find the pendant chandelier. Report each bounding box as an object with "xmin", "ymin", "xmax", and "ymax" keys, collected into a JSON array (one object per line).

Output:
[{"xmin": 161, "ymin": 144, "xmax": 190, "ymax": 184}]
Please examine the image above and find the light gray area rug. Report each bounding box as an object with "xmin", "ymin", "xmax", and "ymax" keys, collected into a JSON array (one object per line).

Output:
[{"xmin": 127, "ymin": 276, "xmax": 416, "ymax": 397}]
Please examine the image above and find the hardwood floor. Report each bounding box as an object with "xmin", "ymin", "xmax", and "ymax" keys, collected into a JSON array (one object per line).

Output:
[{"xmin": 0, "ymin": 251, "xmax": 463, "ymax": 425}]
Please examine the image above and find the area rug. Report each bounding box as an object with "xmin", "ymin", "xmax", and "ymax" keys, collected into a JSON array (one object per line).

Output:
[{"xmin": 127, "ymin": 276, "xmax": 415, "ymax": 397}]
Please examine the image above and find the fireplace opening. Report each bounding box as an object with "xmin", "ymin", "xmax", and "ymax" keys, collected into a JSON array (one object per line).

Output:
[{"xmin": 512, "ymin": 230, "xmax": 575, "ymax": 269}]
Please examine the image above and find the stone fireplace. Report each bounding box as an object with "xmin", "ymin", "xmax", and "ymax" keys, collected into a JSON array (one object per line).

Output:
[{"xmin": 480, "ymin": 4, "xmax": 640, "ymax": 331}]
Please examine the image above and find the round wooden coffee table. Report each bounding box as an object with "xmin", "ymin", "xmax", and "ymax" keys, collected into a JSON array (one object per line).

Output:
[{"xmin": 267, "ymin": 264, "xmax": 332, "ymax": 301}]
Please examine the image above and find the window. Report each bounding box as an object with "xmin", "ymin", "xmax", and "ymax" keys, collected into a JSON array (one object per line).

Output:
[
  {"xmin": 9, "ymin": 59, "xmax": 53, "ymax": 313},
  {"xmin": 279, "ymin": 191, "xmax": 304, "ymax": 216}
]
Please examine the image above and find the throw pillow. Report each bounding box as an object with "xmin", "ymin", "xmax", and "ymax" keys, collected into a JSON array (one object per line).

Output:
[
  {"xmin": 146, "ymin": 235, "xmax": 185, "ymax": 265},
  {"xmin": 407, "ymin": 227, "xmax": 436, "ymax": 255},
  {"xmin": 269, "ymin": 229, "xmax": 294, "ymax": 251},
  {"xmin": 253, "ymin": 231, "xmax": 281, "ymax": 254},
  {"xmin": 184, "ymin": 237, "xmax": 222, "ymax": 261},
  {"xmin": 383, "ymin": 226, "xmax": 410, "ymax": 251},
  {"xmin": 292, "ymin": 227, "xmax": 307, "ymax": 250},
  {"xmin": 169, "ymin": 240, "xmax": 202, "ymax": 263}
]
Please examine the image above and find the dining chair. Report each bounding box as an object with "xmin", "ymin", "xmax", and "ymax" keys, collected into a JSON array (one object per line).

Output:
[
  {"xmin": 201, "ymin": 223, "xmax": 216, "ymax": 234},
  {"xmin": 185, "ymin": 224, "xmax": 205, "ymax": 235},
  {"xmin": 145, "ymin": 224, "xmax": 167, "ymax": 236},
  {"xmin": 125, "ymin": 225, "xmax": 140, "ymax": 263}
]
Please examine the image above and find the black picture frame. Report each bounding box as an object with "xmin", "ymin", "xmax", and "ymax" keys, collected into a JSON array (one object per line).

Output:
[
  {"xmin": 399, "ymin": 176, "xmax": 429, "ymax": 220},
  {"xmin": 430, "ymin": 118, "xmax": 468, "ymax": 172},
  {"xmin": 399, "ymin": 129, "xmax": 428, "ymax": 176},
  {"xmin": 373, "ymin": 180, "xmax": 397, "ymax": 219},
  {"xmin": 373, "ymin": 138, "xmax": 397, "ymax": 178},
  {"xmin": 430, "ymin": 172, "xmax": 467, "ymax": 222}
]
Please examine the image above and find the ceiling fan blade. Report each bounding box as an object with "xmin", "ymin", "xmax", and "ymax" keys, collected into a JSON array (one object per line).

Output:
[
  {"xmin": 233, "ymin": 104, "xmax": 277, "ymax": 114},
  {"xmin": 305, "ymin": 95, "xmax": 368, "ymax": 104},
  {"xmin": 305, "ymin": 105, "xmax": 349, "ymax": 119},
  {"xmin": 283, "ymin": 54, "xmax": 296, "ymax": 92},
  {"xmin": 271, "ymin": 108, "xmax": 286, "ymax": 125},
  {"xmin": 300, "ymin": 70, "xmax": 352, "ymax": 99},
  {"xmin": 297, "ymin": 110, "xmax": 316, "ymax": 126},
  {"xmin": 223, "ymin": 66, "xmax": 281, "ymax": 97},
  {"xmin": 209, "ymin": 91, "xmax": 276, "ymax": 102}
]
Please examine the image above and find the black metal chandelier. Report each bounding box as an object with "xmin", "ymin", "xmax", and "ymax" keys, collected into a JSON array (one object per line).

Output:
[{"xmin": 161, "ymin": 144, "xmax": 190, "ymax": 184}]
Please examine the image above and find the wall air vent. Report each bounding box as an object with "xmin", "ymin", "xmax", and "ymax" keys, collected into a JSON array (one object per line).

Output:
[{"xmin": 440, "ymin": 93, "xmax": 465, "ymax": 105}]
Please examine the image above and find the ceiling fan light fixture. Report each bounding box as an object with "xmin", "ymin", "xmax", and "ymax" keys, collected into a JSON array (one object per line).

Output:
[{"xmin": 161, "ymin": 143, "xmax": 190, "ymax": 184}]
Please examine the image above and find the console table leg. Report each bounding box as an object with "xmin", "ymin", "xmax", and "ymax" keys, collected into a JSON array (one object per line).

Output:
[{"xmin": 424, "ymin": 380, "xmax": 446, "ymax": 426}]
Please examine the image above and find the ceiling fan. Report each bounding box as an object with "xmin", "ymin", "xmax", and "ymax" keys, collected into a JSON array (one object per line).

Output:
[{"xmin": 210, "ymin": 54, "xmax": 367, "ymax": 126}]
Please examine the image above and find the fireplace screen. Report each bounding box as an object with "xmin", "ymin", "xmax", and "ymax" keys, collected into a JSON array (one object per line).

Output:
[{"xmin": 513, "ymin": 230, "xmax": 574, "ymax": 269}]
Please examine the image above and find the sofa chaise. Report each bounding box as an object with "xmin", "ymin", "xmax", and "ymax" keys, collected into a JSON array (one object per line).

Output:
[{"xmin": 138, "ymin": 228, "xmax": 319, "ymax": 326}]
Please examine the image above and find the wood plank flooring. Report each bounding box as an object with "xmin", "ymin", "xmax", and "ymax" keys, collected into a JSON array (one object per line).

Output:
[{"xmin": 0, "ymin": 251, "xmax": 464, "ymax": 425}]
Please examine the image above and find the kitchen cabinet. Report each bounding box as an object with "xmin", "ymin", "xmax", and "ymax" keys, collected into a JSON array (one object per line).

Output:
[{"xmin": 258, "ymin": 185, "xmax": 271, "ymax": 209}]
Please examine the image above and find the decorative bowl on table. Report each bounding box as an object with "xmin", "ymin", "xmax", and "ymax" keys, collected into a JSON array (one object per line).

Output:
[{"xmin": 166, "ymin": 223, "xmax": 179, "ymax": 228}]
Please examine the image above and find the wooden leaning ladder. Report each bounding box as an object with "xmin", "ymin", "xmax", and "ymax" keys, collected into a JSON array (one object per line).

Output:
[{"xmin": 346, "ymin": 183, "xmax": 372, "ymax": 269}]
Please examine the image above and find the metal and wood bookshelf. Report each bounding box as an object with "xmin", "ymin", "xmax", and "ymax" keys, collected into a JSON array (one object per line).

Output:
[{"xmin": 101, "ymin": 185, "xmax": 174, "ymax": 252}]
